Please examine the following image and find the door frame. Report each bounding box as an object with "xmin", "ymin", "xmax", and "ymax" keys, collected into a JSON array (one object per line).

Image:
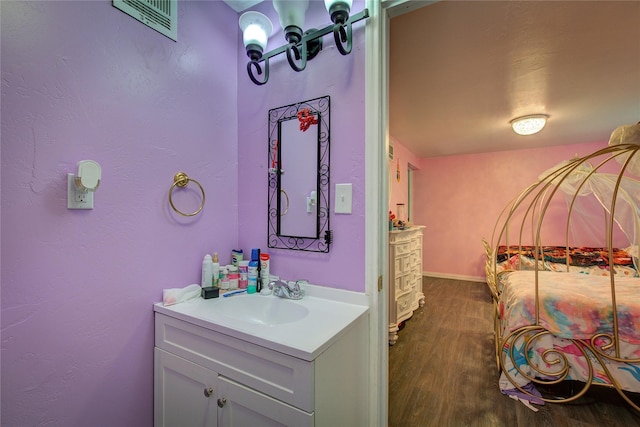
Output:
[{"xmin": 365, "ymin": 1, "xmax": 438, "ymax": 425}]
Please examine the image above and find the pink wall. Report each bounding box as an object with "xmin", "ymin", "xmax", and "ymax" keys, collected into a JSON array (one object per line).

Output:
[
  {"xmin": 237, "ymin": 0, "xmax": 366, "ymax": 292},
  {"xmin": 1, "ymin": 1, "xmax": 239, "ymax": 425},
  {"xmin": 410, "ymin": 141, "xmax": 610, "ymax": 279},
  {"xmin": 388, "ymin": 136, "xmax": 421, "ymax": 220}
]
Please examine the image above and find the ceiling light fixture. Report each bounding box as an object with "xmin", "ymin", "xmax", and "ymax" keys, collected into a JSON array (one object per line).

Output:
[
  {"xmin": 510, "ymin": 114, "xmax": 549, "ymax": 136},
  {"xmin": 239, "ymin": 0, "xmax": 369, "ymax": 86}
]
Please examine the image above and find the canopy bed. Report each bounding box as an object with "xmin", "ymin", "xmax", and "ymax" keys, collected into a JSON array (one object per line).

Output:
[{"xmin": 484, "ymin": 122, "xmax": 640, "ymax": 411}]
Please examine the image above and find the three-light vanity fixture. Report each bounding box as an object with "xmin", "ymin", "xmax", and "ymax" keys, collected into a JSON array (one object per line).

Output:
[{"xmin": 239, "ymin": 0, "xmax": 369, "ymax": 85}]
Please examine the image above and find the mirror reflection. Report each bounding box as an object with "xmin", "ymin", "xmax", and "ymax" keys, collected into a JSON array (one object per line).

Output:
[{"xmin": 268, "ymin": 96, "xmax": 331, "ymax": 252}]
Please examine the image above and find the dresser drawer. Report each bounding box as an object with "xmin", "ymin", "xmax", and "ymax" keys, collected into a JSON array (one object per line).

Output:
[
  {"xmin": 394, "ymin": 274, "xmax": 403, "ymax": 291},
  {"xmin": 393, "ymin": 242, "xmax": 410, "ymax": 256},
  {"xmin": 396, "ymin": 291, "xmax": 413, "ymax": 317},
  {"xmin": 394, "ymin": 257, "xmax": 402, "ymax": 274},
  {"xmin": 401, "ymin": 255, "xmax": 413, "ymax": 272}
]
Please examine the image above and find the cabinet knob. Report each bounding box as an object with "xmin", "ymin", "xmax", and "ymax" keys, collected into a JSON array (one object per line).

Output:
[
  {"xmin": 217, "ymin": 398, "xmax": 227, "ymax": 408},
  {"xmin": 204, "ymin": 387, "xmax": 214, "ymax": 398}
]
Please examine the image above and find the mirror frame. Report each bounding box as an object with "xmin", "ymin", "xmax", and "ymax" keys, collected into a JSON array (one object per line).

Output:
[{"xmin": 267, "ymin": 96, "xmax": 331, "ymax": 253}]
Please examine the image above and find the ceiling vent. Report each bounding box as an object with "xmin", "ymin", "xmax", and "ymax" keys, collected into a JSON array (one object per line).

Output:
[{"xmin": 113, "ymin": 0, "xmax": 177, "ymax": 41}]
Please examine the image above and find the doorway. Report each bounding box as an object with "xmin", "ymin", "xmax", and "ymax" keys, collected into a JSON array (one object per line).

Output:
[{"xmin": 364, "ymin": 1, "xmax": 434, "ymax": 426}]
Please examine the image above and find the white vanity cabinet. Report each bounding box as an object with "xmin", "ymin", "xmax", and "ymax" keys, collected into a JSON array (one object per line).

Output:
[
  {"xmin": 153, "ymin": 292, "xmax": 369, "ymax": 427},
  {"xmin": 155, "ymin": 347, "xmax": 312, "ymax": 427},
  {"xmin": 388, "ymin": 226, "xmax": 425, "ymax": 345}
]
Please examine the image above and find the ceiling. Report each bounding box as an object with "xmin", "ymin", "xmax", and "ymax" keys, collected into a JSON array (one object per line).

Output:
[
  {"xmin": 390, "ymin": 1, "xmax": 640, "ymax": 157},
  {"xmin": 224, "ymin": 1, "xmax": 640, "ymax": 158},
  {"xmin": 223, "ymin": 0, "xmax": 263, "ymax": 13}
]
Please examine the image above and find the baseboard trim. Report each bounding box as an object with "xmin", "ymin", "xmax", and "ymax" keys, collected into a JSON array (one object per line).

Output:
[{"xmin": 422, "ymin": 271, "xmax": 485, "ymax": 283}]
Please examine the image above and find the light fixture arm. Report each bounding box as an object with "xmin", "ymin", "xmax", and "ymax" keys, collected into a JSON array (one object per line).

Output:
[
  {"xmin": 245, "ymin": 8, "xmax": 368, "ymax": 85},
  {"xmin": 333, "ymin": 20, "xmax": 352, "ymax": 55},
  {"xmin": 286, "ymin": 42, "xmax": 308, "ymax": 72},
  {"xmin": 247, "ymin": 59, "xmax": 270, "ymax": 85}
]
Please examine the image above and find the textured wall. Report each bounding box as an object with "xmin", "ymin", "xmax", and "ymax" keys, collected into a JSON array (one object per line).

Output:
[
  {"xmin": 1, "ymin": 1, "xmax": 239, "ymax": 424},
  {"xmin": 411, "ymin": 141, "xmax": 609, "ymax": 279},
  {"xmin": 237, "ymin": 0, "xmax": 367, "ymax": 291},
  {"xmin": 388, "ymin": 136, "xmax": 421, "ymax": 220}
]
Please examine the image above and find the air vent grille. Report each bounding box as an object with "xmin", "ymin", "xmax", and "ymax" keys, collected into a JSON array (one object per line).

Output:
[{"xmin": 113, "ymin": 0, "xmax": 177, "ymax": 41}]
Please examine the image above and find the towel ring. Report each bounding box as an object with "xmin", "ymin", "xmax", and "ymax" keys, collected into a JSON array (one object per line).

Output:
[
  {"xmin": 280, "ymin": 189, "xmax": 289, "ymax": 216},
  {"xmin": 169, "ymin": 172, "xmax": 205, "ymax": 217}
]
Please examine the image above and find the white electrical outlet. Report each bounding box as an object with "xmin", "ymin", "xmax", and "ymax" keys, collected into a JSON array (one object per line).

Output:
[{"xmin": 67, "ymin": 173, "xmax": 94, "ymax": 209}]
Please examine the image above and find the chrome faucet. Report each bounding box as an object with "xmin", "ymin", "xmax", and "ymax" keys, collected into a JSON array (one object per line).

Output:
[{"xmin": 271, "ymin": 280, "xmax": 306, "ymax": 300}]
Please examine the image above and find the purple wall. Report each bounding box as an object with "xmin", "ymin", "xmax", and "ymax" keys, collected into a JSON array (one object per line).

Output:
[
  {"xmin": 2, "ymin": 0, "xmax": 368, "ymax": 425},
  {"xmin": 1, "ymin": 1, "xmax": 240, "ymax": 425},
  {"xmin": 237, "ymin": 0, "xmax": 367, "ymax": 292}
]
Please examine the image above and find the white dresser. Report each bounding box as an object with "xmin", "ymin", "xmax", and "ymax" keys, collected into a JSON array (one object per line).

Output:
[{"xmin": 388, "ymin": 226, "xmax": 425, "ymax": 345}]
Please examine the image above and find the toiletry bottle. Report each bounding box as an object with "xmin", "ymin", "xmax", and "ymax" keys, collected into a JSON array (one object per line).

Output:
[
  {"xmin": 211, "ymin": 253, "xmax": 220, "ymax": 287},
  {"xmin": 220, "ymin": 265, "xmax": 230, "ymax": 290},
  {"xmin": 251, "ymin": 248, "xmax": 260, "ymax": 262},
  {"xmin": 238, "ymin": 260, "xmax": 249, "ymax": 289},
  {"xmin": 228, "ymin": 265, "xmax": 239, "ymax": 290},
  {"xmin": 231, "ymin": 249, "xmax": 243, "ymax": 267},
  {"xmin": 201, "ymin": 254, "xmax": 213, "ymax": 288},
  {"xmin": 251, "ymin": 248, "xmax": 261, "ymax": 291},
  {"xmin": 248, "ymin": 260, "xmax": 259, "ymax": 294},
  {"xmin": 259, "ymin": 253, "xmax": 270, "ymax": 291}
]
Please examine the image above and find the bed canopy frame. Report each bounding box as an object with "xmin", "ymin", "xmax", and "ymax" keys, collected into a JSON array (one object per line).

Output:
[{"xmin": 485, "ymin": 122, "xmax": 640, "ymax": 410}]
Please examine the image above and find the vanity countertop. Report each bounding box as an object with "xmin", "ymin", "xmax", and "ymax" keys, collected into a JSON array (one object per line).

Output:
[{"xmin": 154, "ymin": 285, "xmax": 369, "ymax": 361}]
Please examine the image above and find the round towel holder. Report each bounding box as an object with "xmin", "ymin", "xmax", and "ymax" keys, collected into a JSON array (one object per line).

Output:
[{"xmin": 168, "ymin": 172, "xmax": 205, "ymax": 217}]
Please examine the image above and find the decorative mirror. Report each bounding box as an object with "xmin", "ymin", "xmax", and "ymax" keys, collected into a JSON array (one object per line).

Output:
[{"xmin": 268, "ymin": 96, "xmax": 332, "ymax": 252}]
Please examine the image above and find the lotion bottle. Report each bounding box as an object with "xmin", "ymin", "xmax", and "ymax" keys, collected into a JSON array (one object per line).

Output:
[
  {"xmin": 259, "ymin": 253, "xmax": 270, "ymax": 292},
  {"xmin": 220, "ymin": 266, "xmax": 230, "ymax": 290},
  {"xmin": 211, "ymin": 253, "xmax": 220, "ymax": 287},
  {"xmin": 248, "ymin": 260, "xmax": 259, "ymax": 294},
  {"xmin": 201, "ymin": 254, "xmax": 213, "ymax": 288}
]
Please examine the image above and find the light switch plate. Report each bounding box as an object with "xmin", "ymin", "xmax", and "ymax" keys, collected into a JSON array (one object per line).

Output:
[{"xmin": 334, "ymin": 183, "xmax": 352, "ymax": 214}]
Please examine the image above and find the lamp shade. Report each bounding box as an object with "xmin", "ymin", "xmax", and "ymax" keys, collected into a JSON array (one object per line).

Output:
[
  {"xmin": 510, "ymin": 114, "xmax": 548, "ymax": 136},
  {"xmin": 273, "ymin": 0, "xmax": 309, "ymax": 32},
  {"xmin": 239, "ymin": 11, "xmax": 273, "ymax": 51},
  {"xmin": 324, "ymin": 0, "xmax": 352, "ymax": 23},
  {"xmin": 324, "ymin": 0, "xmax": 352, "ymax": 13}
]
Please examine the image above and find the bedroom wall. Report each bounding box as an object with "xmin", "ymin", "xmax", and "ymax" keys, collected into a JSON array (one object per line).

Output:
[
  {"xmin": 388, "ymin": 136, "xmax": 421, "ymax": 221},
  {"xmin": 1, "ymin": 1, "xmax": 239, "ymax": 424},
  {"xmin": 407, "ymin": 140, "xmax": 610, "ymax": 281}
]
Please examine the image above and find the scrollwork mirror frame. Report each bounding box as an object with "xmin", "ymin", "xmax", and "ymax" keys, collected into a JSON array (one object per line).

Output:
[{"xmin": 267, "ymin": 96, "xmax": 331, "ymax": 252}]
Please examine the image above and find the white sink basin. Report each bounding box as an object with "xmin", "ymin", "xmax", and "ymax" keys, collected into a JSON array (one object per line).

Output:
[
  {"xmin": 155, "ymin": 284, "xmax": 369, "ymax": 360},
  {"xmin": 216, "ymin": 294, "xmax": 309, "ymax": 326}
]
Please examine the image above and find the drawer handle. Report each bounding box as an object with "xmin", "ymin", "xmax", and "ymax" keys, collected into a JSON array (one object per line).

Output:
[
  {"xmin": 217, "ymin": 398, "xmax": 227, "ymax": 408},
  {"xmin": 204, "ymin": 387, "xmax": 214, "ymax": 398}
]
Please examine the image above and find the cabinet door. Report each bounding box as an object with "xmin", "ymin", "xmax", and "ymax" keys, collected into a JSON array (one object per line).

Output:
[
  {"xmin": 155, "ymin": 348, "xmax": 218, "ymax": 427},
  {"xmin": 217, "ymin": 376, "xmax": 313, "ymax": 427}
]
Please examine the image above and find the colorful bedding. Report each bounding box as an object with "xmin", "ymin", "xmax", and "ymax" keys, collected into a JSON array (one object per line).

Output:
[
  {"xmin": 495, "ymin": 245, "xmax": 635, "ymax": 266},
  {"xmin": 498, "ymin": 270, "xmax": 640, "ymax": 393},
  {"xmin": 494, "ymin": 245, "xmax": 638, "ymax": 278}
]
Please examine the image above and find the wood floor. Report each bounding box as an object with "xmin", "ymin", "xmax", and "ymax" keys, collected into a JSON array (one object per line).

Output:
[{"xmin": 388, "ymin": 277, "xmax": 640, "ymax": 427}]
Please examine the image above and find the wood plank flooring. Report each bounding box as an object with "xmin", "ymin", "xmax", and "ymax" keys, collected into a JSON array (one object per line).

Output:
[{"xmin": 388, "ymin": 277, "xmax": 640, "ymax": 427}]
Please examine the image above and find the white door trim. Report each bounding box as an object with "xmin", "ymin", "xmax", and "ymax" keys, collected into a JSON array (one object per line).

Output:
[{"xmin": 366, "ymin": 1, "xmax": 437, "ymax": 425}]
